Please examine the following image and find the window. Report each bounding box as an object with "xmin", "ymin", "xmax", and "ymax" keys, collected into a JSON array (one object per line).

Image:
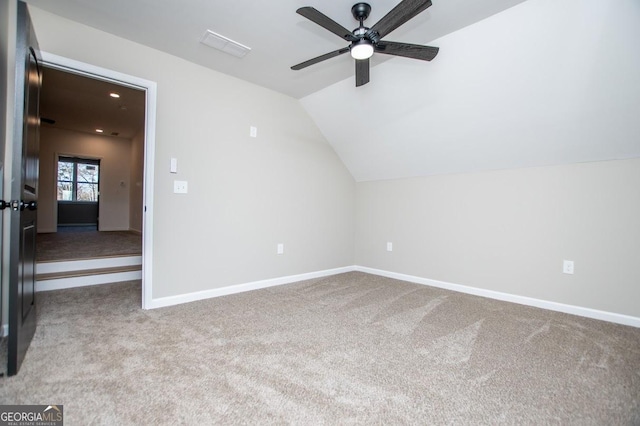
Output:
[{"xmin": 57, "ymin": 157, "xmax": 100, "ymax": 202}]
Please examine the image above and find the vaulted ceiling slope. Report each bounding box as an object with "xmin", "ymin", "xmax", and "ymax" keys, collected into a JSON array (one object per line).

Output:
[
  {"xmin": 302, "ymin": 0, "xmax": 640, "ymax": 181},
  {"xmin": 24, "ymin": 0, "xmax": 526, "ymax": 99}
]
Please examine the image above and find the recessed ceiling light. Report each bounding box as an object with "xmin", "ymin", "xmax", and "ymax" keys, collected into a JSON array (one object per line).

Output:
[
  {"xmin": 109, "ymin": 93, "xmax": 120, "ymax": 98},
  {"xmin": 96, "ymin": 129, "xmax": 104, "ymax": 133}
]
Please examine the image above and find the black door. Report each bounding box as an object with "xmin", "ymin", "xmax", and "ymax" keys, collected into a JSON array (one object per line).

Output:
[{"xmin": 7, "ymin": 1, "xmax": 41, "ymax": 376}]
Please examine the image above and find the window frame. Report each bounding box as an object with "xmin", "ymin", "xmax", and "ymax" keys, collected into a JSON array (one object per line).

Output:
[{"xmin": 57, "ymin": 156, "xmax": 101, "ymax": 203}]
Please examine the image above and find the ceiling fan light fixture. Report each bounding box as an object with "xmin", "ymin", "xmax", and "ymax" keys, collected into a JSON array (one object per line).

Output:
[{"xmin": 350, "ymin": 39, "xmax": 374, "ymax": 60}]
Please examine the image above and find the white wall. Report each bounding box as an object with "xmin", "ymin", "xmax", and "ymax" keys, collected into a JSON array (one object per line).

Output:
[
  {"xmin": 301, "ymin": 0, "xmax": 640, "ymax": 181},
  {"xmin": 356, "ymin": 159, "xmax": 640, "ymax": 318},
  {"xmin": 28, "ymin": 6, "xmax": 356, "ymax": 299},
  {"xmin": 129, "ymin": 128, "xmax": 144, "ymax": 233},
  {"xmin": 38, "ymin": 127, "xmax": 133, "ymax": 232}
]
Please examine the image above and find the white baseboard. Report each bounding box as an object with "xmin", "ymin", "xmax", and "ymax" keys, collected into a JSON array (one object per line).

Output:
[
  {"xmin": 128, "ymin": 228, "xmax": 142, "ymax": 235},
  {"xmin": 34, "ymin": 262, "xmax": 638, "ymax": 329},
  {"xmin": 36, "ymin": 270, "xmax": 142, "ymax": 292},
  {"xmin": 355, "ymin": 266, "xmax": 640, "ymax": 328},
  {"xmin": 146, "ymin": 266, "xmax": 356, "ymax": 310}
]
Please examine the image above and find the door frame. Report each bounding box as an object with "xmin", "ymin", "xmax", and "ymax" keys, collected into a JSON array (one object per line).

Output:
[{"xmin": 40, "ymin": 52, "xmax": 156, "ymax": 309}]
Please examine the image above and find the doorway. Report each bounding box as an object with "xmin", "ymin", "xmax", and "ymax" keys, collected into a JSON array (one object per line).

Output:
[{"xmin": 39, "ymin": 52, "xmax": 156, "ymax": 309}]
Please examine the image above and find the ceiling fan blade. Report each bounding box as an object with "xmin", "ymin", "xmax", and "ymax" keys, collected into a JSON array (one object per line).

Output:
[
  {"xmin": 370, "ymin": 0, "xmax": 432, "ymax": 39},
  {"xmin": 375, "ymin": 41, "xmax": 439, "ymax": 61},
  {"xmin": 291, "ymin": 47, "xmax": 350, "ymax": 70},
  {"xmin": 297, "ymin": 7, "xmax": 358, "ymax": 42},
  {"xmin": 355, "ymin": 59, "xmax": 370, "ymax": 87}
]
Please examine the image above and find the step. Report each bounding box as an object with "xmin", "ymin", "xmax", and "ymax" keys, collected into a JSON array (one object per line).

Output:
[
  {"xmin": 35, "ymin": 255, "xmax": 142, "ymax": 292},
  {"xmin": 37, "ymin": 255, "xmax": 142, "ymax": 274},
  {"xmin": 37, "ymin": 264, "xmax": 142, "ymax": 281}
]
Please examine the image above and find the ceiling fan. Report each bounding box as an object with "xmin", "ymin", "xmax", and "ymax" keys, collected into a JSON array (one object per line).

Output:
[{"xmin": 291, "ymin": 0, "xmax": 439, "ymax": 87}]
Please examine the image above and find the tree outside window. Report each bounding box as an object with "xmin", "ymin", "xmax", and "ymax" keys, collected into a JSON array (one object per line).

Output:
[{"xmin": 57, "ymin": 157, "xmax": 100, "ymax": 202}]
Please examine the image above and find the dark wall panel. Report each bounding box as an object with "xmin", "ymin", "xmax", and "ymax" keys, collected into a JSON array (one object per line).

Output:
[{"xmin": 58, "ymin": 202, "xmax": 98, "ymax": 225}]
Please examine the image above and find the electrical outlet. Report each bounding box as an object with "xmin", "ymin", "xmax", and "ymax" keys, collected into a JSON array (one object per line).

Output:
[
  {"xmin": 277, "ymin": 243, "xmax": 284, "ymax": 255},
  {"xmin": 563, "ymin": 260, "xmax": 574, "ymax": 275},
  {"xmin": 386, "ymin": 242, "xmax": 393, "ymax": 252},
  {"xmin": 173, "ymin": 180, "xmax": 188, "ymax": 194}
]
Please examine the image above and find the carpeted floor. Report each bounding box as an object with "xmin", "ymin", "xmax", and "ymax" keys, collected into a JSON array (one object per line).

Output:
[
  {"xmin": 1, "ymin": 272, "xmax": 639, "ymax": 424},
  {"xmin": 36, "ymin": 231, "xmax": 142, "ymax": 261}
]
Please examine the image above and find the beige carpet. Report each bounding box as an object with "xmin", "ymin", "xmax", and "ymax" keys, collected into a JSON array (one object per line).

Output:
[
  {"xmin": 1, "ymin": 272, "xmax": 639, "ymax": 424},
  {"xmin": 36, "ymin": 231, "xmax": 142, "ymax": 261}
]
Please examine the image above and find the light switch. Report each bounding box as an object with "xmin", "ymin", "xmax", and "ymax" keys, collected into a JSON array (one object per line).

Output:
[
  {"xmin": 250, "ymin": 126, "xmax": 258, "ymax": 138},
  {"xmin": 277, "ymin": 243, "xmax": 284, "ymax": 255},
  {"xmin": 173, "ymin": 180, "xmax": 188, "ymax": 194},
  {"xmin": 386, "ymin": 242, "xmax": 393, "ymax": 252},
  {"xmin": 170, "ymin": 158, "xmax": 178, "ymax": 173}
]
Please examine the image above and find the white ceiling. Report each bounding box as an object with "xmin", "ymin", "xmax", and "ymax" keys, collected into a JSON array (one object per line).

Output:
[{"xmin": 24, "ymin": 0, "xmax": 527, "ymax": 99}]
